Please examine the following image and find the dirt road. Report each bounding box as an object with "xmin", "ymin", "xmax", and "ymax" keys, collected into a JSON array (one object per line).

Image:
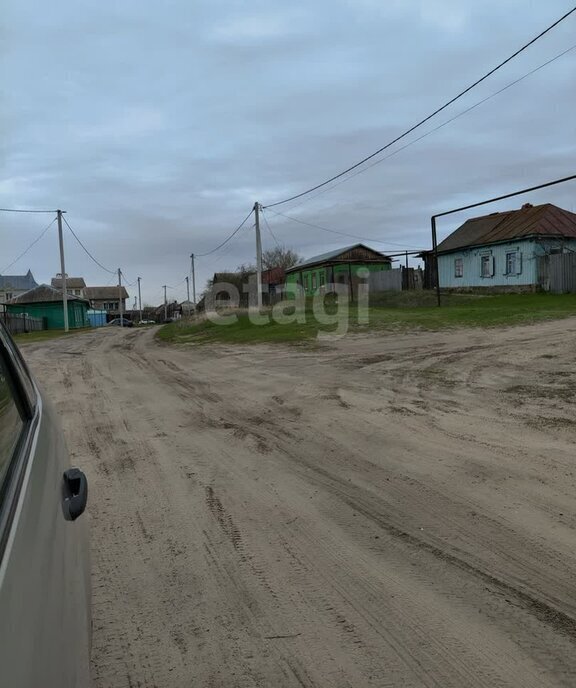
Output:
[{"xmin": 22, "ymin": 321, "xmax": 576, "ymax": 687}]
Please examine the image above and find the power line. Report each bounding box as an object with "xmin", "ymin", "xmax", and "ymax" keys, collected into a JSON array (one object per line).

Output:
[
  {"xmin": 261, "ymin": 211, "xmax": 282, "ymax": 248},
  {"xmin": 264, "ymin": 208, "xmax": 423, "ymax": 249},
  {"xmin": 196, "ymin": 208, "xmax": 254, "ymax": 257},
  {"xmin": 62, "ymin": 216, "xmax": 116, "ymax": 274},
  {"xmin": 264, "ymin": 6, "xmax": 576, "ymax": 208},
  {"xmin": 1, "ymin": 217, "xmax": 57, "ymax": 274},
  {"xmin": 165, "ymin": 277, "xmax": 187, "ymax": 290},
  {"xmin": 283, "ymin": 43, "xmax": 576, "ymax": 211},
  {"xmin": 0, "ymin": 208, "xmax": 56, "ymax": 213},
  {"xmin": 120, "ymin": 270, "xmax": 137, "ymax": 287}
]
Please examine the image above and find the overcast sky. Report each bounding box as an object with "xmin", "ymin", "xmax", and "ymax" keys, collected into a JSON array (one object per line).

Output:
[{"xmin": 1, "ymin": 0, "xmax": 575, "ymax": 305}]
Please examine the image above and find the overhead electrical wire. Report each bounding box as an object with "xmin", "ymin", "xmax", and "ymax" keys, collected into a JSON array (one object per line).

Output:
[
  {"xmin": 261, "ymin": 211, "xmax": 282, "ymax": 248},
  {"xmin": 263, "ymin": 208, "xmax": 423, "ymax": 249},
  {"xmin": 263, "ymin": 6, "xmax": 576, "ymax": 208},
  {"xmin": 0, "ymin": 208, "xmax": 56, "ymax": 214},
  {"xmin": 281, "ymin": 42, "xmax": 576, "ymax": 211},
  {"xmin": 62, "ymin": 216, "xmax": 116, "ymax": 275},
  {"xmin": 1, "ymin": 217, "xmax": 57, "ymax": 274},
  {"xmin": 196, "ymin": 208, "xmax": 254, "ymax": 257}
]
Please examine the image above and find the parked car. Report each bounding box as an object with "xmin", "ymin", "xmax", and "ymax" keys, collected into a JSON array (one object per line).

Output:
[
  {"xmin": 0, "ymin": 320, "xmax": 91, "ymax": 686},
  {"xmin": 138, "ymin": 319, "xmax": 156, "ymax": 325},
  {"xmin": 107, "ymin": 317, "xmax": 134, "ymax": 327}
]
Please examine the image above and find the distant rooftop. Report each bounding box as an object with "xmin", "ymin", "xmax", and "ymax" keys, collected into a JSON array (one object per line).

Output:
[
  {"xmin": 0, "ymin": 269, "xmax": 38, "ymax": 291},
  {"xmin": 51, "ymin": 276, "xmax": 86, "ymax": 289},
  {"xmin": 286, "ymin": 243, "xmax": 390, "ymax": 272}
]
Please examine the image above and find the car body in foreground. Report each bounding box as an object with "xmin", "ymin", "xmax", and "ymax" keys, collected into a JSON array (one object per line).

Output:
[
  {"xmin": 106, "ymin": 317, "xmax": 134, "ymax": 327},
  {"xmin": 0, "ymin": 322, "xmax": 90, "ymax": 687}
]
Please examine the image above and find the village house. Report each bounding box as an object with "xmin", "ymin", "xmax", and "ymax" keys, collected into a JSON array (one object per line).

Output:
[
  {"xmin": 285, "ymin": 244, "xmax": 392, "ymax": 298},
  {"xmin": 431, "ymin": 203, "xmax": 576, "ymax": 292},
  {"xmin": 51, "ymin": 275, "xmax": 87, "ymax": 298},
  {"xmin": 5, "ymin": 284, "xmax": 90, "ymax": 329},
  {"xmin": 83, "ymin": 286, "xmax": 129, "ymax": 318},
  {"xmin": 0, "ymin": 269, "xmax": 38, "ymax": 304}
]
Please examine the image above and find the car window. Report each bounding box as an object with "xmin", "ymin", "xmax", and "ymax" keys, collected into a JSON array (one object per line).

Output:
[{"xmin": 0, "ymin": 352, "xmax": 24, "ymax": 490}]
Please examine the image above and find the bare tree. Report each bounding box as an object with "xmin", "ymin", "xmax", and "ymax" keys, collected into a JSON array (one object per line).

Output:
[{"xmin": 262, "ymin": 246, "xmax": 301, "ymax": 270}]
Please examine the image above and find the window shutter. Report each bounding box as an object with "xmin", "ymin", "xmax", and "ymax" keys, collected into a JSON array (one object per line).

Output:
[
  {"xmin": 516, "ymin": 252, "xmax": 522, "ymax": 275},
  {"xmin": 490, "ymin": 256, "xmax": 495, "ymax": 276}
]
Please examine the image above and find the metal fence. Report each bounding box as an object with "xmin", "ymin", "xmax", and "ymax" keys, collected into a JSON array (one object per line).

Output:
[
  {"xmin": 0, "ymin": 312, "xmax": 46, "ymax": 334},
  {"xmin": 538, "ymin": 253, "xmax": 576, "ymax": 293}
]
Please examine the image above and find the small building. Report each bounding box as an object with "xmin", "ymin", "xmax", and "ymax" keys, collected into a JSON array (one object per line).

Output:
[
  {"xmin": 434, "ymin": 203, "xmax": 576, "ymax": 292},
  {"xmin": 83, "ymin": 286, "xmax": 129, "ymax": 318},
  {"xmin": 0, "ymin": 269, "xmax": 38, "ymax": 304},
  {"xmin": 285, "ymin": 244, "xmax": 392, "ymax": 298},
  {"xmin": 87, "ymin": 309, "xmax": 107, "ymax": 327},
  {"xmin": 51, "ymin": 275, "xmax": 87, "ymax": 298},
  {"xmin": 6, "ymin": 284, "xmax": 90, "ymax": 329},
  {"xmin": 262, "ymin": 267, "xmax": 286, "ymax": 296}
]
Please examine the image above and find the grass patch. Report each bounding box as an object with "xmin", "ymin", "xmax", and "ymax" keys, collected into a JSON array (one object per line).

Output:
[
  {"xmin": 157, "ymin": 293, "xmax": 576, "ymax": 346},
  {"xmin": 12, "ymin": 327, "xmax": 93, "ymax": 345}
]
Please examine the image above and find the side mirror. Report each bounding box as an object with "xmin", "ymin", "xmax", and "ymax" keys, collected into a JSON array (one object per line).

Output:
[{"xmin": 62, "ymin": 468, "xmax": 88, "ymax": 521}]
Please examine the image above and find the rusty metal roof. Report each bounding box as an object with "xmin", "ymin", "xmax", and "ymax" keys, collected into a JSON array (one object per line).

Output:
[{"xmin": 437, "ymin": 204, "xmax": 576, "ymax": 253}]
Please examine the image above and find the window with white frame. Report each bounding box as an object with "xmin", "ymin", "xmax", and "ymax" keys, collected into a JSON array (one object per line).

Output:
[
  {"xmin": 505, "ymin": 251, "xmax": 521, "ymax": 275},
  {"xmin": 454, "ymin": 258, "xmax": 463, "ymax": 278},
  {"xmin": 480, "ymin": 254, "xmax": 493, "ymax": 278}
]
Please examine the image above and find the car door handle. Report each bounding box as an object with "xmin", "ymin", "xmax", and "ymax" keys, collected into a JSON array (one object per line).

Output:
[{"xmin": 62, "ymin": 468, "xmax": 88, "ymax": 521}]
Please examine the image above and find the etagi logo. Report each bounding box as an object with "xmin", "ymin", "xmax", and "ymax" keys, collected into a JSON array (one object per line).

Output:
[{"xmin": 204, "ymin": 268, "xmax": 370, "ymax": 340}]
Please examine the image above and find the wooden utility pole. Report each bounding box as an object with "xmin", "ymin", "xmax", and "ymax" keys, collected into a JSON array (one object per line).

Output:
[
  {"xmin": 163, "ymin": 285, "xmax": 168, "ymax": 321},
  {"xmin": 118, "ymin": 268, "xmax": 124, "ymax": 326},
  {"xmin": 190, "ymin": 253, "xmax": 196, "ymax": 305},
  {"xmin": 137, "ymin": 277, "xmax": 142, "ymax": 323},
  {"xmin": 186, "ymin": 276, "xmax": 190, "ymax": 305},
  {"xmin": 56, "ymin": 209, "xmax": 69, "ymax": 332},
  {"xmin": 254, "ymin": 202, "xmax": 263, "ymax": 308}
]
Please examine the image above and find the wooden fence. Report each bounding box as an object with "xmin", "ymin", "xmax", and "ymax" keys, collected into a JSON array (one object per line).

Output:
[
  {"xmin": 538, "ymin": 253, "xmax": 576, "ymax": 293},
  {"xmin": 0, "ymin": 312, "xmax": 46, "ymax": 335}
]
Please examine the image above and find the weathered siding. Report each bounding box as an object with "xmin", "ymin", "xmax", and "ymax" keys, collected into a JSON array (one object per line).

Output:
[
  {"xmin": 286, "ymin": 262, "xmax": 390, "ymax": 296},
  {"xmin": 438, "ymin": 239, "xmax": 535, "ymax": 288},
  {"xmin": 6, "ymin": 301, "xmax": 90, "ymax": 329}
]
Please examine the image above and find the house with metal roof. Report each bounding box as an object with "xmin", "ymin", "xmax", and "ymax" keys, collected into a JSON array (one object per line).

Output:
[
  {"xmin": 0, "ymin": 269, "xmax": 38, "ymax": 304},
  {"xmin": 434, "ymin": 203, "xmax": 576, "ymax": 291},
  {"xmin": 83, "ymin": 286, "xmax": 129, "ymax": 319},
  {"xmin": 285, "ymin": 244, "xmax": 391, "ymax": 298},
  {"xmin": 5, "ymin": 284, "xmax": 90, "ymax": 329},
  {"xmin": 51, "ymin": 275, "xmax": 87, "ymax": 298}
]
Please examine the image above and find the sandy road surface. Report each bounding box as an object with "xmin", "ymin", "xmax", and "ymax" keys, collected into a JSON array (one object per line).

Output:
[{"xmin": 22, "ymin": 321, "xmax": 576, "ymax": 687}]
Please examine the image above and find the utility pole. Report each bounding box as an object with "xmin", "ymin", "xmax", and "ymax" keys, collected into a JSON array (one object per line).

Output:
[
  {"xmin": 186, "ymin": 275, "xmax": 190, "ymax": 304},
  {"xmin": 163, "ymin": 285, "xmax": 168, "ymax": 321},
  {"xmin": 190, "ymin": 253, "xmax": 196, "ymax": 305},
  {"xmin": 118, "ymin": 268, "xmax": 124, "ymax": 326},
  {"xmin": 254, "ymin": 202, "xmax": 263, "ymax": 308},
  {"xmin": 137, "ymin": 277, "xmax": 143, "ymax": 323},
  {"xmin": 56, "ymin": 209, "xmax": 69, "ymax": 332}
]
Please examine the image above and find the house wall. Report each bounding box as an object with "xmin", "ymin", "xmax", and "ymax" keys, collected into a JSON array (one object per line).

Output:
[
  {"xmin": 286, "ymin": 262, "xmax": 390, "ymax": 296},
  {"xmin": 90, "ymin": 298, "xmax": 127, "ymax": 314},
  {"xmin": 0, "ymin": 288, "xmax": 30, "ymax": 305},
  {"xmin": 438, "ymin": 238, "xmax": 576, "ymax": 290},
  {"xmin": 6, "ymin": 302, "xmax": 89, "ymax": 329}
]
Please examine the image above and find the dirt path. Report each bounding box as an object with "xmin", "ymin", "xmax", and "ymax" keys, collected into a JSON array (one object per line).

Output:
[{"xmin": 22, "ymin": 321, "xmax": 576, "ymax": 687}]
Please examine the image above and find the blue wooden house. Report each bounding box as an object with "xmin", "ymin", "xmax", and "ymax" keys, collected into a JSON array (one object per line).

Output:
[{"xmin": 435, "ymin": 203, "xmax": 576, "ymax": 291}]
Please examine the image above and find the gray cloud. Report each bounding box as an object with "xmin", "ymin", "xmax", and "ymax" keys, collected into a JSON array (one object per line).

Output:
[{"xmin": 1, "ymin": 0, "xmax": 575, "ymax": 302}]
